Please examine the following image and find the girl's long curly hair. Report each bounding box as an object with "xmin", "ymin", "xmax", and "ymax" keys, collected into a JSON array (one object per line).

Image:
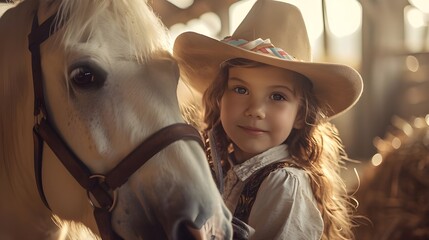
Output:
[{"xmin": 201, "ymin": 58, "xmax": 357, "ymax": 240}]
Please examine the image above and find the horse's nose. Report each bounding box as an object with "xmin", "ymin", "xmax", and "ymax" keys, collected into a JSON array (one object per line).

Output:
[
  {"xmin": 172, "ymin": 213, "xmax": 233, "ymax": 240},
  {"xmin": 173, "ymin": 219, "xmax": 205, "ymax": 240}
]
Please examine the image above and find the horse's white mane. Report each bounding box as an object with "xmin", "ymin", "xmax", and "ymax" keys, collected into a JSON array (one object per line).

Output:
[{"xmin": 56, "ymin": 0, "xmax": 171, "ymax": 62}]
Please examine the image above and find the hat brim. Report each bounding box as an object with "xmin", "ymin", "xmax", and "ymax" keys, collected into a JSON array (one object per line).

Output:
[{"xmin": 173, "ymin": 32, "xmax": 363, "ymax": 119}]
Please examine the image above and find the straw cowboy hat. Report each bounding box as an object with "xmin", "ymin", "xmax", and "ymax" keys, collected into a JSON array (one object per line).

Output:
[{"xmin": 173, "ymin": 0, "xmax": 363, "ymax": 118}]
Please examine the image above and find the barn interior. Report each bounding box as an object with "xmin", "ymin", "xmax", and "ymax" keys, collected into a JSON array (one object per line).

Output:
[{"xmin": 1, "ymin": 0, "xmax": 428, "ymax": 239}]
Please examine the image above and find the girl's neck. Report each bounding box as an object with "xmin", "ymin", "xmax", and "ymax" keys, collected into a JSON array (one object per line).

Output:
[
  {"xmin": 231, "ymin": 146, "xmax": 258, "ymax": 164},
  {"xmin": 231, "ymin": 144, "xmax": 289, "ymax": 165}
]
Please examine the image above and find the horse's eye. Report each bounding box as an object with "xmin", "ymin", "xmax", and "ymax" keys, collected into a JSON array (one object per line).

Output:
[
  {"xmin": 69, "ymin": 63, "xmax": 107, "ymax": 89},
  {"xmin": 70, "ymin": 67, "xmax": 94, "ymax": 86}
]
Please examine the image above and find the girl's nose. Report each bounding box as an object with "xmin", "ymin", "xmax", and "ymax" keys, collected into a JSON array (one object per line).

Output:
[{"xmin": 244, "ymin": 100, "xmax": 266, "ymax": 119}]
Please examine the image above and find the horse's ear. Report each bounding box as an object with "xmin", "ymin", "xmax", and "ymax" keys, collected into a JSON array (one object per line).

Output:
[
  {"xmin": 44, "ymin": 0, "xmax": 59, "ymax": 8},
  {"xmin": 38, "ymin": 0, "xmax": 61, "ymax": 22}
]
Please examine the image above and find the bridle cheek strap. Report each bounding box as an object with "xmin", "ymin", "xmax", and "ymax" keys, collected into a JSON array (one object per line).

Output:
[
  {"xmin": 34, "ymin": 119, "xmax": 203, "ymax": 240},
  {"xmin": 34, "ymin": 119, "xmax": 204, "ymax": 195},
  {"xmin": 29, "ymin": 12, "xmax": 204, "ymax": 240}
]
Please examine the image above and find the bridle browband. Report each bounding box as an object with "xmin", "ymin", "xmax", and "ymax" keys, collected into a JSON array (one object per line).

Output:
[{"xmin": 29, "ymin": 12, "xmax": 204, "ymax": 240}]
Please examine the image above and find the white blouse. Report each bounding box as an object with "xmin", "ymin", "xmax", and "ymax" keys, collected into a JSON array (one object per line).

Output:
[{"xmin": 223, "ymin": 145, "xmax": 323, "ymax": 240}]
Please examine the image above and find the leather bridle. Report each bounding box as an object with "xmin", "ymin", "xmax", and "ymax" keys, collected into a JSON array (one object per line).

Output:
[{"xmin": 29, "ymin": 12, "xmax": 204, "ymax": 240}]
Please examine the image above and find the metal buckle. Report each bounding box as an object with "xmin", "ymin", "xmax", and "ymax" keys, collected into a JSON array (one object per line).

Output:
[{"xmin": 86, "ymin": 174, "xmax": 118, "ymax": 212}]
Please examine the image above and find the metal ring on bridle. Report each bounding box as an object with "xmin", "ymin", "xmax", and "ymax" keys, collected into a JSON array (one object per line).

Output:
[{"xmin": 86, "ymin": 174, "xmax": 118, "ymax": 212}]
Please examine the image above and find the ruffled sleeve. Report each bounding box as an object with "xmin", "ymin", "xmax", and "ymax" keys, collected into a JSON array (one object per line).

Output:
[{"xmin": 248, "ymin": 167, "xmax": 323, "ymax": 240}]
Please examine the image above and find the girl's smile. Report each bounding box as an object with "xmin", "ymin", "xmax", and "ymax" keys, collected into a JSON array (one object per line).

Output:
[{"xmin": 238, "ymin": 125, "xmax": 268, "ymax": 135}]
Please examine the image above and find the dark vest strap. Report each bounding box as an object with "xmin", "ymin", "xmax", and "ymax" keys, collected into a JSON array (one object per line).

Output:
[{"xmin": 234, "ymin": 162, "xmax": 292, "ymax": 223}]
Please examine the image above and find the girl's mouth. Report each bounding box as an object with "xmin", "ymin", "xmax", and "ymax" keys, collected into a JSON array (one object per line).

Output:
[{"xmin": 239, "ymin": 125, "xmax": 267, "ymax": 135}]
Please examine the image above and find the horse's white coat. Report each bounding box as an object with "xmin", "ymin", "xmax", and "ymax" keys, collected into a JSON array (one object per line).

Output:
[{"xmin": 0, "ymin": 0, "xmax": 232, "ymax": 239}]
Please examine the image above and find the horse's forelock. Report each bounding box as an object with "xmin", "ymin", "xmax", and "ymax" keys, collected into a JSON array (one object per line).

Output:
[{"xmin": 57, "ymin": 0, "xmax": 170, "ymax": 63}]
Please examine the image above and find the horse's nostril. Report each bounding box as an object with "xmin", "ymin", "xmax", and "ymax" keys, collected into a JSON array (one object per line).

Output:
[
  {"xmin": 174, "ymin": 219, "xmax": 205, "ymax": 240},
  {"xmin": 186, "ymin": 226, "xmax": 207, "ymax": 240}
]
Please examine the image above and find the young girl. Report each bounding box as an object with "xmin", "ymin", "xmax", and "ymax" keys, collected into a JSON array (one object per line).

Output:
[{"xmin": 174, "ymin": 1, "xmax": 363, "ymax": 239}]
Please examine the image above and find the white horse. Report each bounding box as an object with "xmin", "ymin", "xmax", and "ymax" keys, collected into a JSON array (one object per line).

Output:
[{"xmin": 0, "ymin": 0, "xmax": 232, "ymax": 239}]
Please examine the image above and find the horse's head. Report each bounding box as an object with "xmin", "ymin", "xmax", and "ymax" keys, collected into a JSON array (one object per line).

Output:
[{"xmin": 0, "ymin": 0, "xmax": 232, "ymax": 239}]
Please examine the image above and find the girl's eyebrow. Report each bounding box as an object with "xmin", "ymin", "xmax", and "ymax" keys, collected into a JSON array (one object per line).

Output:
[
  {"xmin": 228, "ymin": 77, "xmax": 245, "ymax": 83},
  {"xmin": 228, "ymin": 76, "xmax": 296, "ymax": 95},
  {"xmin": 270, "ymin": 85, "xmax": 296, "ymax": 95}
]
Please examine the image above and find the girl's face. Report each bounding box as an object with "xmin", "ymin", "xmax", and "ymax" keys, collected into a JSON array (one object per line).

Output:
[{"xmin": 220, "ymin": 65, "xmax": 303, "ymax": 162}]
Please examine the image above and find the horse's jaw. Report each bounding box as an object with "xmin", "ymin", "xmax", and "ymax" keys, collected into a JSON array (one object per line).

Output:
[{"xmin": 109, "ymin": 141, "xmax": 233, "ymax": 240}]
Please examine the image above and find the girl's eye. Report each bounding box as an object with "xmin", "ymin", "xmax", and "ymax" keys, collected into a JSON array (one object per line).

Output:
[
  {"xmin": 271, "ymin": 93, "xmax": 286, "ymax": 101},
  {"xmin": 233, "ymin": 87, "xmax": 248, "ymax": 95}
]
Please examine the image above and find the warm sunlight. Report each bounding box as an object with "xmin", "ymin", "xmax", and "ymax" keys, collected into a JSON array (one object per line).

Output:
[
  {"xmin": 167, "ymin": 0, "xmax": 194, "ymax": 9},
  {"xmin": 326, "ymin": 0, "xmax": 362, "ymax": 38},
  {"xmin": 0, "ymin": 3, "xmax": 15, "ymax": 16},
  {"xmin": 409, "ymin": 0, "xmax": 429, "ymax": 13}
]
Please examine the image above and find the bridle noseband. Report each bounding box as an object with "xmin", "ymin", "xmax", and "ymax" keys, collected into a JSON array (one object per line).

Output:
[{"xmin": 29, "ymin": 12, "xmax": 204, "ymax": 240}]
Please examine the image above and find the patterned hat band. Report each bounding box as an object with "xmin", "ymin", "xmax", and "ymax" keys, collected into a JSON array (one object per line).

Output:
[{"xmin": 222, "ymin": 37, "xmax": 299, "ymax": 61}]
